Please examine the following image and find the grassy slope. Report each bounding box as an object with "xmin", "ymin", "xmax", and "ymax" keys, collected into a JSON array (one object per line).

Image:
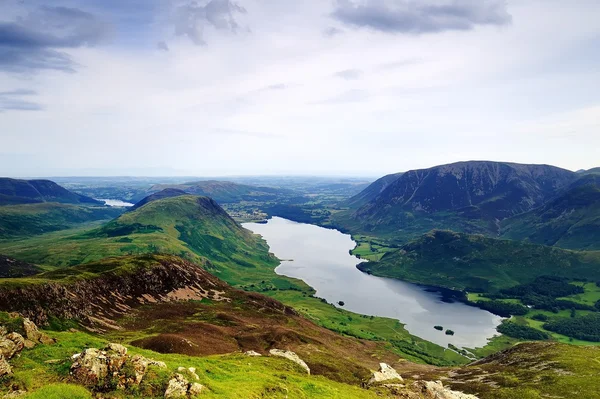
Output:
[
  {"xmin": 0, "ymin": 196, "xmax": 466, "ymax": 366},
  {"xmin": 0, "ymin": 203, "xmax": 123, "ymax": 239},
  {"xmin": 358, "ymin": 230, "xmax": 600, "ymax": 292}
]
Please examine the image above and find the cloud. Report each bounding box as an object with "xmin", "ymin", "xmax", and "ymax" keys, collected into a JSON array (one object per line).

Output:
[
  {"xmin": 0, "ymin": 89, "xmax": 43, "ymax": 111},
  {"xmin": 323, "ymin": 27, "xmax": 344, "ymax": 37},
  {"xmin": 334, "ymin": 69, "xmax": 363, "ymax": 80},
  {"xmin": 0, "ymin": 5, "xmax": 109, "ymax": 72},
  {"xmin": 173, "ymin": 0, "xmax": 247, "ymax": 45},
  {"xmin": 157, "ymin": 41, "xmax": 169, "ymax": 51},
  {"xmin": 331, "ymin": 0, "xmax": 511, "ymax": 34}
]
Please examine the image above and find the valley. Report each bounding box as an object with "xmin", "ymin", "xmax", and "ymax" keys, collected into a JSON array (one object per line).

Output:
[{"xmin": 1, "ymin": 162, "xmax": 599, "ymax": 398}]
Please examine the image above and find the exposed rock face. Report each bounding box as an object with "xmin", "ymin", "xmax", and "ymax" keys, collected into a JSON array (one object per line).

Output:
[
  {"xmin": 367, "ymin": 363, "xmax": 403, "ymax": 385},
  {"xmin": 269, "ymin": 349, "xmax": 310, "ymax": 374},
  {"xmin": 0, "ymin": 332, "xmax": 25, "ymax": 359},
  {"xmin": 412, "ymin": 380, "xmax": 479, "ymax": 399},
  {"xmin": 165, "ymin": 373, "xmax": 205, "ymax": 398},
  {"xmin": 0, "ymin": 257, "xmax": 231, "ymax": 329},
  {"xmin": 70, "ymin": 343, "xmax": 166, "ymax": 389}
]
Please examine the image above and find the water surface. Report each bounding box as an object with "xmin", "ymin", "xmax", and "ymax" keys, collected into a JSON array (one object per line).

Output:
[
  {"xmin": 98, "ymin": 199, "xmax": 134, "ymax": 207},
  {"xmin": 244, "ymin": 217, "xmax": 502, "ymax": 349}
]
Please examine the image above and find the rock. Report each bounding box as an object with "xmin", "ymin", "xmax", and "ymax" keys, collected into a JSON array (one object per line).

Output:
[
  {"xmin": 22, "ymin": 318, "xmax": 55, "ymax": 345},
  {"xmin": 412, "ymin": 380, "xmax": 479, "ymax": 399},
  {"xmin": 368, "ymin": 363, "xmax": 403, "ymax": 385},
  {"xmin": 269, "ymin": 349, "xmax": 310, "ymax": 375},
  {"xmin": 165, "ymin": 374, "xmax": 190, "ymax": 398},
  {"xmin": 3, "ymin": 390, "xmax": 26, "ymax": 398},
  {"xmin": 0, "ymin": 354, "xmax": 12, "ymax": 377},
  {"xmin": 71, "ymin": 348, "xmax": 109, "ymax": 386},
  {"xmin": 23, "ymin": 340, "xmax": 36, "ymax": 350},
  {"xmin": 189, "ymin": 382, "xmax": 205, "ymax": 396},
  {"xmin": 244, "ymin": 350, "xmax": 262, "ymax": 357},
  {"xmin": 71, "ymin": 343, "xmax": 165, "ymax": 389}
]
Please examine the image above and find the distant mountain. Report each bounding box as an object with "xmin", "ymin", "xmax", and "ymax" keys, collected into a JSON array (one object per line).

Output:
[
  {"xmin": 501, "ymin": 174, "xmax": 600, "ymax": 250},
  {"xmin": 135, "ymin": 180, "xmax": 293, "ymax": 204},
  {"xmin": 357, "ymin": 230, "xmax": 600, "ymax": 292},
  {"xmin": 0, "ymin": 178, "xmax": 103, "ymax": 206},
  {"xmin": 339, "ymin": 161, "xmax": 577, "ymax": 239},
  {"xmin": 0, "ymin": 255, "xmax": 42, "ymax": 278},
  {"xmin": 130, "ymin": 188, "xmax": 188, "ymax": 211},
  {"xmin": 345, "ymin": 172, "xmax": 403, "ymax": 208}
]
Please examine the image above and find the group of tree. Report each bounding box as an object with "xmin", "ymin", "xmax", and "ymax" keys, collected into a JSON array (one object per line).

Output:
[
  {"xmin": 496, "ymin": 321, "xmax": 550, "ymax": 340},
  {"xmin": 543, "ymin": 314, "xmax": 600, "ymax": 342}
]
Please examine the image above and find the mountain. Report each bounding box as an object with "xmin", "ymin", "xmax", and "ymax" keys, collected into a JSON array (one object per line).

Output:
[
  {"xmin": 337, "ymin": 161, "xmax": 577, "ymax": 239},
  {"xmin": 129, "ymin": 188, "xmax": 188, "ymax": 210},
  {"xmin": 345, "ymin": 172, "xmax": 403, "ymax": 208},
  {"xmin": 357, "ymin": 230, "xmax": 600, "ymax": 292},
  {"xmin": 501, "ymin": 174, "xmax": 600, "ymax": 250},
  {"xmin": 136, "ymin": 180, "xmax": 294, "ymax": 204},
  {"xmin": 0, "ymin": 203, "xmax": 123, "ymax": 238},
  {"xmin": 0, "ymin": 178, "xmax": 103, "ymax": 206}
]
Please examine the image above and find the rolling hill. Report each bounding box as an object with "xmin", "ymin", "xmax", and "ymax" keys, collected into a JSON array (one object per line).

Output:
[
  {"xmin": 335, "ymin": 161, "xmax": 577, "ymax": 240},
  {"xmin": 137, "ymin": 180, "xmax": 294, "ymax": 204},
  {"xmin": 0, "ymin": 202, "xmax": 123, "ymax": 238},
  {"xmin": 357, "ymin": 230, "xmax": 600, "ymax": 292},
  {"xmin": 0, "ymin": 178, "xmax": 103, "ymax": 206},
  {"xmin": 501, "ymin": 174, "xmax": 600, "ymax": 250}
]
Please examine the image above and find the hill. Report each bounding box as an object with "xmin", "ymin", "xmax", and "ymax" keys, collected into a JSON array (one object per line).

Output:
[
  {"xmin": 137, "ymin": 180, "xmax": 293, "ymax": 204},
  {"xmin": 129, "ymin": 188, "xmax": 188, "ymax": 211},
  {"xmin": 357, "ymin": 230, "xmax": 600, "ymax": 292},
  {"xmin": 0, "ymin": 178, "xmax": 102, "ymax": 206},
  {"xmin": 335, "ymin": 161, "xmax": 577, "ymax": 240},
  {"xmin": 0, "ymin": 203, "xmax": 123, "ymax": 238},
  {"xmin": 501, "ymin": 175, "xmax": 600, "ymax": 250}
]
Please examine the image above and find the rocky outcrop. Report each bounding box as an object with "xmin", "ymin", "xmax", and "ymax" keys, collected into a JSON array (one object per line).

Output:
[
  {"xmin": 0, "ymin": 256, "xmax": 230, "ymax": 329},
  {"xmin": 367, "ymin": 363, "xmax": 403, "ymax": 385},
  {"xmin": 0, "ymin": 315, "xmax": 51, "ymax": 377},
  {"xmin": 244, "ymin": 350, "xmax": 262, "ymax": 357},
  {"xmin": 269, "ymin": 349, "xmax": 310, "ymax": 374},
  {"xmin": 70, "ymin": 343, "xmax": 167, "ymax": 389},
  {"xmin": 165, "ymin": 373, "xmax": 205, "ymax": 398},
  {"xmin": 412, "ymin": 380, "xmax": 479, "ymax": 399}
]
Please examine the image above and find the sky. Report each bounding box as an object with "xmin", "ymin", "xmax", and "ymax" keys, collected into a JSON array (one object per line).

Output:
[{"xmin": 0, "ymin": 0, "xmax": 599, "ymax": 177}]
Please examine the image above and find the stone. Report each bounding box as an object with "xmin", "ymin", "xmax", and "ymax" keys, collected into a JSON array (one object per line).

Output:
[
  {"xmin": 188, "ymin": 382, "xmax": 205, "ymax": 396},
  {"xmin": 269, "ymin": 349, "xmax": 310, "ymax": 374},
  {"xmin": 70, "ymin": 348, "xmax": 109, "ymax": 386},
  {"xmin": 5, "ymin": 333, "xmax": 25, "ymax": 358},
  {"xmin": 0, "ymin": 354, "xmax": 12, "ymax": 377},
  {"xmin": 368, "ymin": 363, "xmax": 403, "ymax": 385},
  {"xmin": 22, "ymin": 318, "xmax": 55, "ymax": 345},
  {"xmin": 244, "ymin": 350, "xmax": 262, "ymax": 357},
  {"xmin": 412, "ymin": 380, "xmax": 479, "ymax": 399},
  {"xmin": 164, "ymin": 374, "xmax": 189, "ymax": 398},
  {"xmin": 3, "ymin": 390, "xmax": 26, "ymax": 398},
  {"xmin": 106, "ymin": 343, "xmax": 127, "ymax": 356}
]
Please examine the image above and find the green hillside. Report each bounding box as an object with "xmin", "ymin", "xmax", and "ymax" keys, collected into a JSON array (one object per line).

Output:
[
  {"xmin": 0, "ymin": 203, "xmax": 123, "ymax": 238},
  {"xmin": 501, "ymin": 175, "xmax": 600, "ymax": 250},
  {"xmin": 358, "ymin": 230, "xmax": 600, "ymax": 292}
]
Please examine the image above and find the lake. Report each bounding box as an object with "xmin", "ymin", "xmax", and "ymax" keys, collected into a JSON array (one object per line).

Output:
[
  {"xmin": 243, "ymin": 217, "xmax": 502, "ymax": 349},
  {"xmin": 98, "ymin": 199, "xmax": 134, "ymax": 207}
]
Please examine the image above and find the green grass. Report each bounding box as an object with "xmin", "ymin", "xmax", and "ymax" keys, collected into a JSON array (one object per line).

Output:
[
  {"xmin": 3, "ymin": 330, "xmax": 389, "ymax": 399},
  {"xmin": 0, "ymin": 203, "xmax": 122, "ymax": 239}
]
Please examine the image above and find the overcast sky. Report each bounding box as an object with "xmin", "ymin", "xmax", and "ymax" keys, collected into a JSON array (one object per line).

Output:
[{"xmin": 1, "ymin": 0, "xmax": 599, "ymax": 177}]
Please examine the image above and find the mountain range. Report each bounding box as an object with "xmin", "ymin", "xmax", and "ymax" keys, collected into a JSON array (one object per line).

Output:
[{"xmin": 0, "ymin": 178, "xmax": 103, "ymax": 206}]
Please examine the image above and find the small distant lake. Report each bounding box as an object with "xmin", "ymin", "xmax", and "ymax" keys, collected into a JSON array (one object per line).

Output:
[
  {"xmin": 98, "ymin": 199, "xmax": 134, "ymax": 207},
  {"xmin": 244, "ymin": 217, "xmax": 502, "ymax": 349}
]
